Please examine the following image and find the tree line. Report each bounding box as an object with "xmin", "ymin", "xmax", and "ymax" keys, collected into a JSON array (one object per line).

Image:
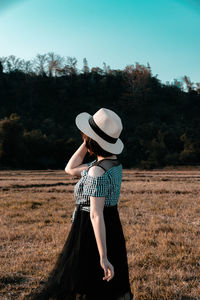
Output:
[{"xmin": 0, "ymin": 53, "xmax": 199, "ymax": 170}]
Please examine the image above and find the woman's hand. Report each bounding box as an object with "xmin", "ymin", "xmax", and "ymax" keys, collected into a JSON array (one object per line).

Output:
[
  {"xmin": 100, "ymin": 257, "xmax": 114, "ymax": 281},
  {"xmin": 64, "ymin": 140, "xmax": 88, "ymax": 173}
]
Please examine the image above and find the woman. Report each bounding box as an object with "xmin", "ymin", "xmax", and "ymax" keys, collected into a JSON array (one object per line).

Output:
[{"xmin": 24, "ymin": 107, "xmax": 134, "ymax": 300}]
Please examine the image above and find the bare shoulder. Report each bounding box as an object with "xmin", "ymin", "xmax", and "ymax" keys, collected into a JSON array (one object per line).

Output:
[{"xmin": 88, "ymin": 165, "xmax": 105, "ymax": 177}]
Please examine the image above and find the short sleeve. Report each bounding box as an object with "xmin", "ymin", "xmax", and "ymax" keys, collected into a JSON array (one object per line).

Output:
[
  {"xmin": 81, "ymin": 160, "xmax": 96, "ymax": 177},
  {"xmin": 83, "ymin": 173, "xmax": 110, "ymax": 197}
]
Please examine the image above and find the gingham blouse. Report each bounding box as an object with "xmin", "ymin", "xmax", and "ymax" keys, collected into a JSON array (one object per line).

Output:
[{"xmin": 71, "ymin": 159, "xmax": 123, "ymax": 223}]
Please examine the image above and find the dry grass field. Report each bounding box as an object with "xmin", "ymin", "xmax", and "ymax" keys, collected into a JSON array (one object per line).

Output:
[{"xmin": 0, "ymin": 167, "xmax": 200, "ymax": 300}]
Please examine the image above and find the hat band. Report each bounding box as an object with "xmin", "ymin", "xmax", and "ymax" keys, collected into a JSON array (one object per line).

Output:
[{"xmin": 88, "ymin": 116, "xmax": 118, "ymax": 144}]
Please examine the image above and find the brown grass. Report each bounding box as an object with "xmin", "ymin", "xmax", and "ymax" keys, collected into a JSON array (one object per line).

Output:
[{"xmin": 0, "ymin": 167, "xmax": 200, "ymax": 300}]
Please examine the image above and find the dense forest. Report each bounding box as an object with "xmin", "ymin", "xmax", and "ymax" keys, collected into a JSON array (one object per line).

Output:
[{"xmin": 0, "ymin": 53, "xmax": 199, "ymax": 170}]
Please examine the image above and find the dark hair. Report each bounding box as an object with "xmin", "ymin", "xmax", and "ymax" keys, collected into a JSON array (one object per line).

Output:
[{"xmin": 81, "ymin": 131, "xmax": 114, "ymax": 157}]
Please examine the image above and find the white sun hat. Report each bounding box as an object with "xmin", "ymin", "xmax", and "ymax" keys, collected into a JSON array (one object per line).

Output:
[{"xmin": 75, "ymin": 107, "xmax": 124, "ymax": 154}]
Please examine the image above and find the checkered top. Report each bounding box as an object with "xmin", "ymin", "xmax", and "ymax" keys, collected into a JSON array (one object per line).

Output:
[{"xmin": 71, "ymin": 159, "xmax": 123, "ymax": 223}]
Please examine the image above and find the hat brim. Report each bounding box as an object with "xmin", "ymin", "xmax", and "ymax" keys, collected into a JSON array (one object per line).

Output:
[{"xmin": 75, "ymin": 112, "xmax": 124, "ymax": 154}]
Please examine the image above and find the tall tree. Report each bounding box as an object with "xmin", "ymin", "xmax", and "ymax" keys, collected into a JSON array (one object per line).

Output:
[
  {"xmin": 182, "ymin": 75, "xmax": 194, "ymax": 92},
  {"xmin": 0, "ymin": 113, "xmax": 24, "ymax": 167},
  {"xmin": 47, "ymin": 52, "xmax": 64, "ymax": 77},
  {"xmin": 34, "ymin": 54, "xmax": 47, "ymax": 76},
  {"xmin": 1, "ymin": 55, "xmax": 24, "ymax": 72},
  {"xmin": 0, "ymin": 61, "xmax": 3, "ymax": 74},
  {"xmin": 195, "ymin": 83, "xmax": 200, "ymax": 94},
  {"xmin": 103, "ymin": 62, "xmax": 111, "ymax": 74},
  {"xmin": 82, "ymin": 58, "xmax": 90, "ymax": 74}
]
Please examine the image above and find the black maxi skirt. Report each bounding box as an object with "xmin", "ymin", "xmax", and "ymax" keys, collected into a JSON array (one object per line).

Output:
[{"xmin": 24, "ymin": 204, "xmax": 134, "ymax": 300}]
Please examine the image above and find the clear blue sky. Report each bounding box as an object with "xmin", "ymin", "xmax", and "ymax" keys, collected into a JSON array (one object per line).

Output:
[{"xmin": 0, "ymin": 0, "xmax": 199, "ymax": 84}]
